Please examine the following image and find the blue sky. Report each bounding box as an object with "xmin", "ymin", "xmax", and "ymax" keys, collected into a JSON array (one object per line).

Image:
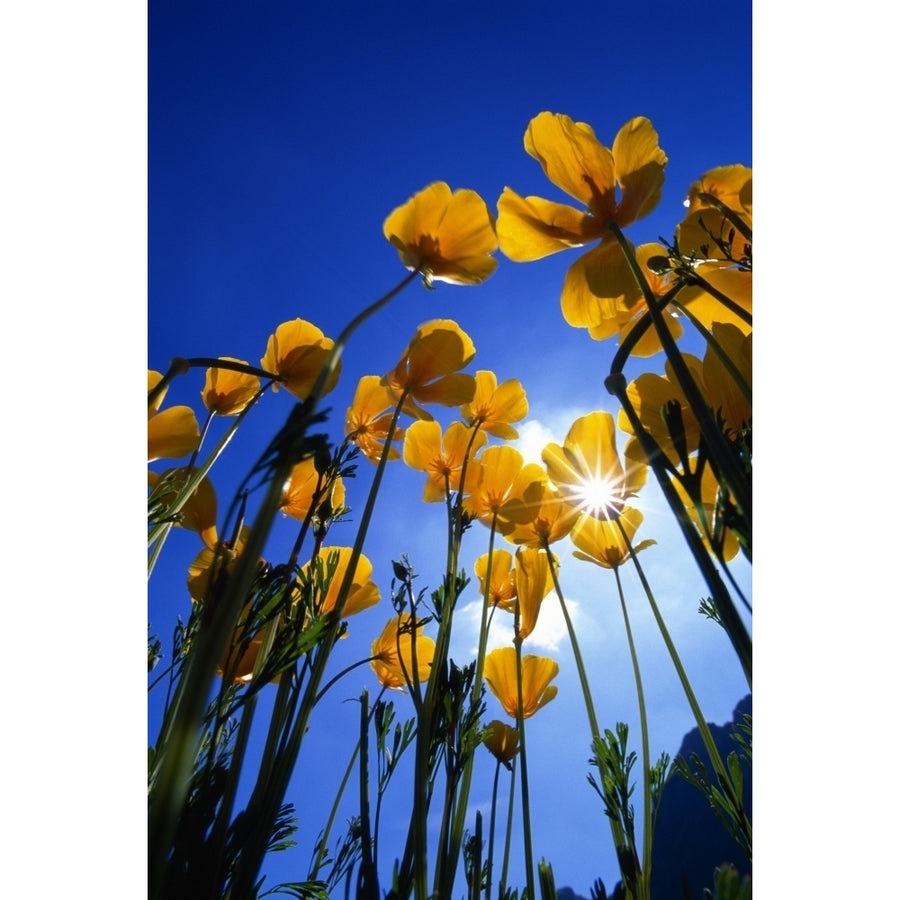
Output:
[
  {"xmin": 147, "ymin": 1, "xmax": 753, "ymax": 895},
  {"xmin": 10, "ymin": 2, "xmax": 900, "ymax": 899}
]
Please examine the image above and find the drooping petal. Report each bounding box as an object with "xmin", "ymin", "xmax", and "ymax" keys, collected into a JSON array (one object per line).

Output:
[
  {"xmin": 678, "ymin": 264, "xmax": 752, "ymax": 335},
  {"xmin": 561, "ymin": 242, "xmax": 641, "ymax": 329},
  {"xmin": 148, "ymin": 405, "xmax": 201, "ymax": 462},
  {"xmin": 524, "ymin": 112, "xmax": 617, "ymax": 217},
  {"xmin": 514, "ymin": 547, "xmax": 555, "ymax": 641},
  {"xmin": 484, "ymin": 647, "xmax": 559, "ymax": 719},
  {"xmin": 483, "ymin": 719, "xmax": 520, "ymax": 764},
  {"xmin": 496, "ymin": 189, "xmax": 601, "ymax": 261},
  {"xmin": 611, "ymin": 117, "xmax": 668, "ymax": 226}
]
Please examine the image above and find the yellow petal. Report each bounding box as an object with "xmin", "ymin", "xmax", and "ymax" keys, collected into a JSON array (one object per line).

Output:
[
  {"xmin": 611, "ymin": 117, "xmax": 667, "ymax": 226},
  {"xmin": 496, "ymin": 188, "xmax": 601, "ymax": 261},
  {"xmin": 524, "ymin": 112, "xmax": 617, "ymax": 216},
  {"xmin": 148, "ymin": 406, "xmax": 200, "ymax": 462}
]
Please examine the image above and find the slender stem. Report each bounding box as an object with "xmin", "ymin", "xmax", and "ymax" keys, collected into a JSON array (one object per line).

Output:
[
  {"xmin": 671, "ymin": 301, "xmax": 752, "ymax": 404},
  {"xmin": 147, "ymin": 381, "xmax": 272, "ymax": 561},
  {"xmin": 608, "ymin": 222, "xmax": 751, "ymax": 528},
  {"xmin": 616, "ymin": 519, "xmax": 740, "ymax": 800},
  {"xmin": 542, "ymin": 537, "xmax": 634, "ymax": 883},
  {"xmin": 607, "ymin": 374, "xmax": 751, "ymax": 686},
  {"xmin": 613, "ymin": 565, "xmax": 651, "ymax": 900},
  {"xmin": 499, "ymin": 755, "xmax": 516, "ymax": 898},
  {"xmin": 513, "ymin": 625, "xmax": 536, "ymax": 900},
  {"xmin": 486, "ymin": 758, "xmax": 501, "ymax": 900},
  {"xmin": 149, "ymin": 270, "xmax": 420, "ymax": 900}
]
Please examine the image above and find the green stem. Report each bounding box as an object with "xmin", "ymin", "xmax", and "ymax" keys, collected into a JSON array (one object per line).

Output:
[
  {"xmin": 616, "ymin": 520, "xmax": 745, "ymax": 810},
  {"xmin": 499, "ymin": 755, "xmax": 516, "ymax": 898},
  {"xmin": 608, "ymin": 222, "xmax": 751, "ymax": 530},
  {"xmin": 149, "ymin": 270, "xmax": 419, "ymax": 900},
  {"xmin": 147, "ymin": 381, "xmax": 272, "ymax": 563},
  {"xmin": 513, "ymin": 625, "xmax": 536, "ymax": 900},
  {"xmin": 606, "ymin": 374, "xmax": 751, "ymax": 686},
  {"xmin": 613, "ymin": 565, "xmax": 651, "ymax": 900},
  {"xmin": 670, "ymin": 301, "xmax": 751, "ymax": 404}
]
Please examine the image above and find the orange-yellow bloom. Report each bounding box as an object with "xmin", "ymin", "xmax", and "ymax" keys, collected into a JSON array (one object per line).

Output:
[
  {"xmin": 483, "ymin": 719, "xmax": 520, "ymax": 766},
  {"xmin": 672, "ymin": 465, "xmax": 741, "ymax": 562},
  {"xmin": 570, "ymin": 507, "xmax": 655, "ymax": 570},
  {"xmin": 149, "ymin": 467, "xmax": 218, "ymax": 549},
  {"xmin": 201, "ymin": 358, "xmax": 261, "ymax": 415},
  {"xmin": 460, "ymin": 371, "xmax": 528, "ymax": 439},
  {"xmin": 586, "ymin": 243, "xmax": 683, "ymax": 357},
  {"xmin": 463, "ymin": 446, "xmax": 546, "ymax": 533},
  {"xmin": 302, "ymin": 547, "xmax": 380, "ymax": 618},
  {"xmin": 345, "ymin": 375, "xmax": 404, "ymax": 463},
  {"xmin": 382, "ymin": 319, "xmax": 477, "ymax": 421},
  {"xmin": 370, "ymin": 614, "xmax": 436, "ymax": 691},
  {"xmin": 677, "ymin": 165, "xmax": 752, "ymax": 263},
  {"xmin": 383, "ymin": 182, "xmax": 499, "ymax": 285},
  {"xmin": 484, "ymin": 647, "xmax": 559, "ymax": 719},
  {"xmin": 500, "ymin": 477, "xmax": 580, "ymax": 548},
  {"xmin": 474, "ymin": 549, "xmax": 517, "ymax": 612},
  {"xmin": 497, "ymin": 113, "xmax": 667, "ymax": 330},
  {"xmin": 513, "ymin": 547, "xmax": 555, "ymax": 641},
  {"xmin": 403, "ymin": 419, "xmax": 486, "ymax": 502},
  {"xmin": 260, "ymin": 319, "xmax": 341, "ymax": 401},
  {"xmin": 281, "ymin": 457, "xmax": 346, "ymax": 524},
  {"xmin": 148, "ymin": 370, "xmax": 200, "ymax": 462},
  {"xmin": 542, "ymin": 411, "xmax": 647, "ymax": 521},
  {"xmin": 187, "ymin": 527, "xmax": 262, "ymax": 603}
]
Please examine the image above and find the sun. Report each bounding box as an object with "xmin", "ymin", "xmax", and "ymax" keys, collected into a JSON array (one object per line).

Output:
[{"xmin": 572, "ymin": 475, "xmax": 621, "ymax": 520}]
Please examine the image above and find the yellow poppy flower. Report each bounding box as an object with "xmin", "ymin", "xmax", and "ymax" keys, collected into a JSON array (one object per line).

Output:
[
  {"xmin": 677, "ymin": 165, "xmax": 752, "ymax": 263},
  {"xmin": 484, "ymin": 647, "xmax": 559, "ymax": 719},
  {"xmin": 513, "ymin": 547, "xmax": 555, "ymax": 641},
  {"xmin": 148, "ymin": 467, "xmax": 218, "ymax": 549},
  {"xmin": 619, "ymin": 327, "xmax": 749, "ymax": 468},
  {"xmin": 460, "ymin": 370, "xmax": 529, "ymax": 439},
  {"xmin": 570, "ymin": 507, "xmax": 655, "ymax": 570},
  {"xmin": 281, "ymin": 457, "xmax": 346, "ymax": 524},
  {"xmin": 345, "ymin": 375, "xmax": 404, "ymax": 464},
  {"xmin": 497, "ymin": 113, "xmax": 667, "ymax": 329},
  {"xmin": 260, "ymin": 318, "xmax": 341, "ymax": 401},
  {"xmin": 383, "ymin": 182, "xmax": 499, "ymax": 285},
  {"xmin": 586, "ymin": 243, "xmax": 684, "ymax": 356},
  {"xmin": 677, "ymin": 262, "xmax": 752, "ymax": 336},
  {"xmin": 302, "ymin": 547, "xmax": 380, "ymax": 618},
  {"xmin": 218, "ymin": 602, "xmax": 271, "ymax": 684},
  {"xmin": 483, "ymin": 719, "xmax": 520, "ymax": 766},
  {"xmin": 382, "ymin": 319, "xmax": 477, "ymax": 420},
  {"xmin": 617, "ymin": 357, "xmax": 705, "ymax": 468},
  {"xmin": 500, "ymin": 477, "xmax": 580, "ymax": 548},
  {"xmin": 370, "ymin": 614, "xmax": 436, "ymax": 691},
  {"xmin": 463, "ymin": 446, "xmax": 546, "ymax": 533},
  {"xmin": 702, "ymin": 323, "xmax": 751, "ymax": 439},
  {"xmin": 187, "ymin": 527, "xmax": 262, "ymax": 603},
  {"xmin": 542, "ymin": 411, "xmax": 647, "ymax": 521},
  {"xmin": 402, "ymin": 419, "xmax": 486, "ymax": 502},
  {"xmin": 148, "ymin": 370, "xmax": 200, "ymax": 462},
  {"xmin": 672, "ymin": 465, "xmax": 741, "ymax": 562},
  {"xmin": 474, "ymin": 549, "xmax": 518, "ymax": 612},
  {"xmin": 201, "ymin": 358, "xmax": 261, "ymax": 415}
]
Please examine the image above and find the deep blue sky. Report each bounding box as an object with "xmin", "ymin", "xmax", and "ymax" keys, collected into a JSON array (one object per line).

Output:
[
  {"xmin": 147, "ymin": 1, "xmax": 753, "ymax": 895},
  {"xmin": 8, "ymin": 4, "xmax": 897, "ymax": 898}
]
